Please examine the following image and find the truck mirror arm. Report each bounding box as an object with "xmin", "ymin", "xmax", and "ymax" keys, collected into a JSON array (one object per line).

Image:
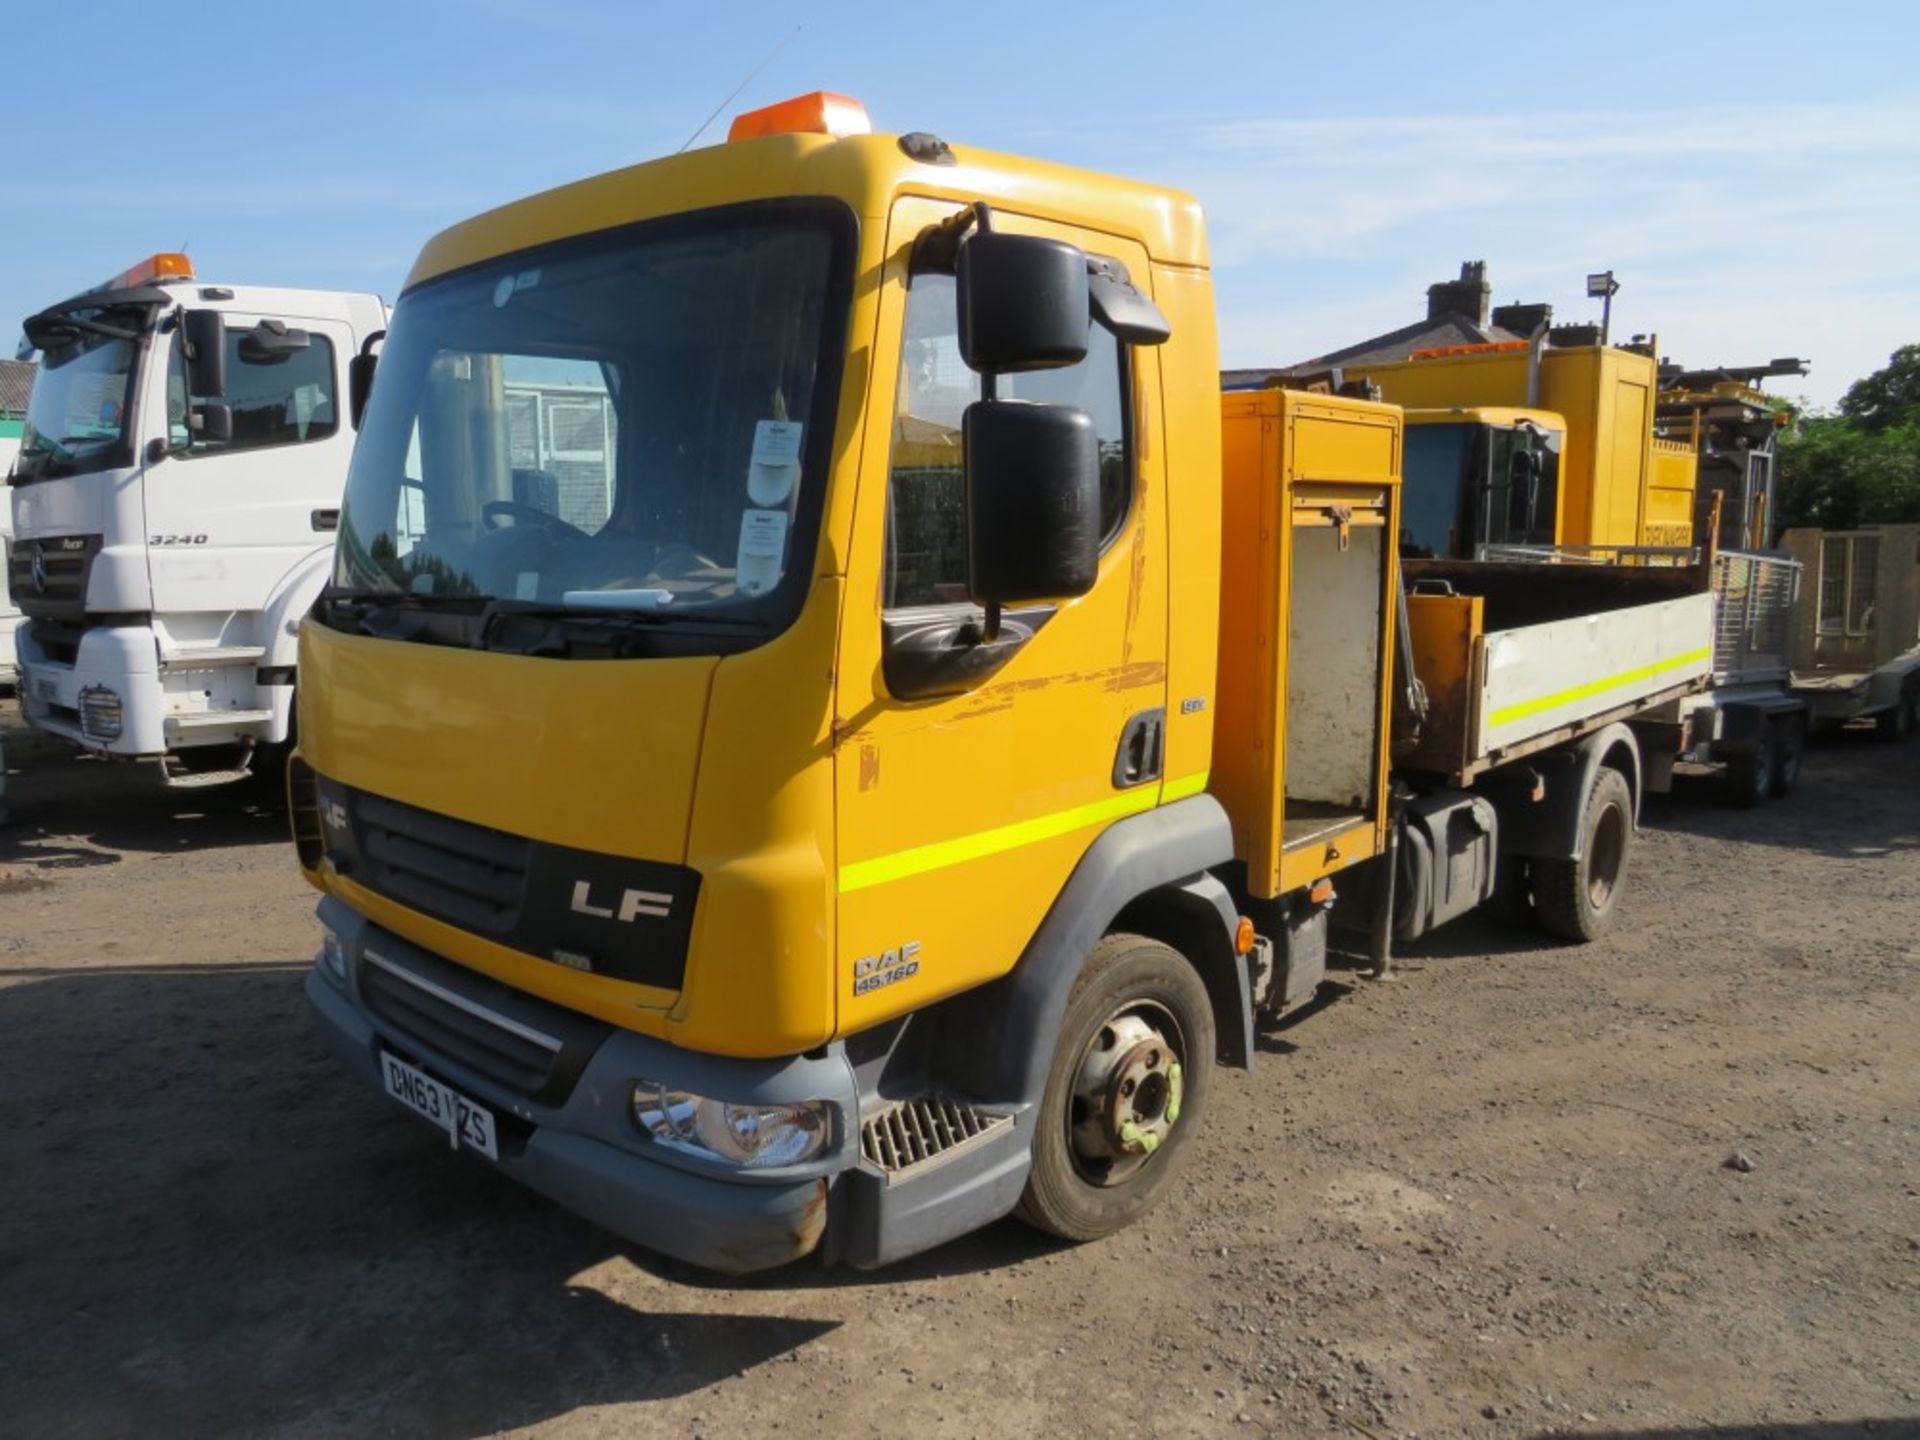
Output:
[{"xmin": 880, "ymin": 604, "xmax": 1057, "ymax": 701}]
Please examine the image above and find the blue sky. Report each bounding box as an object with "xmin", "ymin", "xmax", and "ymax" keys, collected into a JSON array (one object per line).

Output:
[{"xmin": 5, "ymin": 0, "xmax": 1915, "ymax": 406}]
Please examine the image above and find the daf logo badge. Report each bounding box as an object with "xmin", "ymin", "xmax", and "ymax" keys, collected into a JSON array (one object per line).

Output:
[{"xmin": 29, "ymin": 543, "xmax": 47, "ymax": 595}]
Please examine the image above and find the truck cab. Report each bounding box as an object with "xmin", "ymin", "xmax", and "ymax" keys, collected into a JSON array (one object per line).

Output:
[
  {"xmin": 295, "ymin": 92, "xmax": 1704, "ymax": 1276},
  {"xmin": 9, "ymin": 254, "xmax": 386, "ymax": 768},
  {"xmin": 1399, "ymin": 406, "xmax": 1562, "ymax": 558}
]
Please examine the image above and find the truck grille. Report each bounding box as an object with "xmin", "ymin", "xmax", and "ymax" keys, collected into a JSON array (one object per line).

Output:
[
  {"xmin": 314, "ymin": 778, "xmax": 701, "ymax": 991},
  {"xmin": 358, "ymin": 944, "xmax": 608, "ymax": 1103},
  {"xmin": 861, "ymin": 1098, "xmax": 1012, "ymax": 1174},
  {"xmin": 7, "ymin": 534, "xmax": 101, "ymax": 621},
  {"xmin": 354, "ymin": 792, "xmax": 530, "ymax": 937}
]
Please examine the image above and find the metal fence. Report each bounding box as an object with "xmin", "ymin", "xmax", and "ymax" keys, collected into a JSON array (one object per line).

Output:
[{"xmin": 1711, "ymin": 549, "xmax": 1801, "ymax": 684}]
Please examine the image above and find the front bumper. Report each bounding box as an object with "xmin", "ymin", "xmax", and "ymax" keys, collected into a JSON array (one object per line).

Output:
[
  {"xmin": 304, "ymin": 897, "xmax": 852, "ymax": 1273},
  {"xmin": 16, "ymin": 621, "xmax": 162, "ymax": 755}
]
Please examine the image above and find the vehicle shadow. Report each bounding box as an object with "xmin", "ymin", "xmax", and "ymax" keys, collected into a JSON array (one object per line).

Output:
[
  {"xmin": 1639, "ymin": 728, "xmax": 1920, "ymax": 859},
  {"xmin": 0, "ymin": 714, "xmax": 289, "ymax": 866},
  {"xmin": 1543, "ymin": 1423, "xmax": 1920, "ymax": 1439},
  {"xmin": 0, "ymin": 960, "xmax": 839, "ymax": 1439}
]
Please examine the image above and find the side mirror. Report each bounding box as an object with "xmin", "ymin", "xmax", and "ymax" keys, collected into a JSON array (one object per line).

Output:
[
  {"xmin": 237, "ymin": 318, "xmax": 311, "ymax": 364},
  {"xmin": 956, "ymin": 231, "xmax": 1089, "ymax": 374},
  {"xmin": 964, "ymin": 400, "xmax": 1100, "ymax": 606},
  {"xmin": 349, "ymin": 329, "xmax": 385, "ymax": 430},
  {"xmin": 182, "ymin": 310, "xmax": 227, "ymax": 397}
]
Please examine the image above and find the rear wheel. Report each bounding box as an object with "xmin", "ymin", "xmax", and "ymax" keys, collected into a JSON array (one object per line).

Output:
[
  {"xmin": 1770, "ymin": 716, "xmax": 1804, "ymax": 797},
  {"xmin": 1017, "ymin": 933, "xmax": 1214, "ymax": 1243},
  {"xmin": 1532, "ymin": 766, "xmax": 1634, "ymax": 943},
  {"xmin": 1725, "ymin": 728, "xmax": 1774, "ymax": 809}
]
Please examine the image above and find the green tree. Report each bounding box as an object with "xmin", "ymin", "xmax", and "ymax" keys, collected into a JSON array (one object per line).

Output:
[
  {"xmin": 1839, "ymin": 343, "xmax": 1920, "ymax": 432},
  {"xmin": 1775, "ymin": 345, "xmax": 1920, "ymax": 531}
]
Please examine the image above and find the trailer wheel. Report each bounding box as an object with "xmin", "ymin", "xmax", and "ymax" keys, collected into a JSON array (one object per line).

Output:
[
  {"xmin": 1532, "ymin": 766, "xmax": 1633, "ymax": 943},
  {"xmin": 1769, "ymin": 717, "xmax": 1804, "ymax": 798},
  {"xmin": 1016, "ymin": 932, "xmax": 1214, "ymax": 1243},
  {"xmin": 1725, "ymin": 728, "xmax": 1774, "ymax": 809},
  {"xmin": 1877, "ymin": 684, "xmax": 1918, "ymax": 742}
]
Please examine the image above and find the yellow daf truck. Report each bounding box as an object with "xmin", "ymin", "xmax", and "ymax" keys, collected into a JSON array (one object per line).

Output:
[{"xmin": 295, "ymin": 92, "xmax": 1710, "ymax": 1272}]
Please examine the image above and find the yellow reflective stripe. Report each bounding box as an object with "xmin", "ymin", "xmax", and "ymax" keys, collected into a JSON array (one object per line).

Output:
[
  {"xmin": 1160, "ymin": 770, "xmax": 1210, "ymax": 802},
  {"xmin": 1486, "ymin": 647, "xmax": 1711, "ymax": 729},
  {"xmin": 837, "ymin": 772, "xmax": 1210, "ymax": 893}
]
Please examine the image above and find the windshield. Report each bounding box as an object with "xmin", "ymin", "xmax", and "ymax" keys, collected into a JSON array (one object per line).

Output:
[
  {"xmin": 1484, "ymin": 425, "xmax": 1559, "ymax": 550},
  {"xmin": 332, "ymin": 200, "xmax": 853, "ymax": 630},
  {"xmin": 1400, "ymin": 423, "xmax": 1474, "ymax": 558},
  {"xmin": 15, "ymin": 322, "xmax": 141, "ymax": 480}
]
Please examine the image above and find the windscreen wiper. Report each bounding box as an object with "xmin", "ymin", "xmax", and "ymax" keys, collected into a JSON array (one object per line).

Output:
[{"xmin": 477, "ymin": 599, "xmax": 763, "ymax": 648}]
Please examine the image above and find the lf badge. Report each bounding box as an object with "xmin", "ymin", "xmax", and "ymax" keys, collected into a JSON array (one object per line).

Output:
[{"xmin": 853, "ymin": 940, "xmax": 921, "ymax": 996}]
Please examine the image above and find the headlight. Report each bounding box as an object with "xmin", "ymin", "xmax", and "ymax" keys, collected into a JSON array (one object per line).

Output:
[
  {"xmin": 79, "ymin": 685, "xmax": 123, "ymax": 740},
  {"xmin": 319, "ymin": 929, "xmax": 348, "ymax": 985},
  {"xmin": 631, "ymin": 1082, "xmax": 831, "ymax": 1169}
]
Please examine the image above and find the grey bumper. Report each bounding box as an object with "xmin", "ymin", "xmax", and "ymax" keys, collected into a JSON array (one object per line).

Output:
[{"xmin": 303, "ymin": 901, "xmax": 849, "ymax": 1274}]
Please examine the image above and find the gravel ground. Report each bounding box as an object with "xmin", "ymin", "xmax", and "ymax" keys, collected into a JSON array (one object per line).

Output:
[{"xmin": 0, "ymin": 697, "xmax": 1915, "ymax": 1440}]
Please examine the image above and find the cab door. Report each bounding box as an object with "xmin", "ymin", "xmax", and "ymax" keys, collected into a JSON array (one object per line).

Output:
[
  {"xmin": 145, "ymin": 311, "xmax": 357, "ymax": 622},
  {"xmin": 832, "ymin": 196, "xmax": 1169, "ymax": 1034}
]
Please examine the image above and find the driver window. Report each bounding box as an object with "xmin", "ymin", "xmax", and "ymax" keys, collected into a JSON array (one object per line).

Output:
[{"xmin": 883, "ymin": 270, "xmax": 1130, "ymax": 610}]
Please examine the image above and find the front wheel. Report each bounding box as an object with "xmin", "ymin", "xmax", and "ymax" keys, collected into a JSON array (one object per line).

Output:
[
  {"xmin": 1017, "ymin": 933, "xmax": 1214, "ymax": 1243},
  {"xmin": 1532, "ymin": 766, "xmax": 1634, "ymax": 943}
]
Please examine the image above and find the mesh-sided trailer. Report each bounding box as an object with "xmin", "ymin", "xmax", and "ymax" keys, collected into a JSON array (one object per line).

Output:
[
  {"xmin": 1467, "ymin": 542, "xmax": 1812, "ymax": 805},
  {"xmin": 1781, "ymin": 524, "xmax": 1920, "ymax": 739}
]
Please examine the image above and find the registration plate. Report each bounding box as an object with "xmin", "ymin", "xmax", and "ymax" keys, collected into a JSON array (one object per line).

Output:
[
  {"xmin": 32, "ymin": 673, "xmax": 57, "ymax": 703},
  {"xmin": 381, "ymin": 1052, "xmax": 499, "ymax": 1160}
]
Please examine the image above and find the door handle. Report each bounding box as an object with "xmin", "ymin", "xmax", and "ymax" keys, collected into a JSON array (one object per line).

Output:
[
  {"xmin": 1113, "ymin": 707, "xmax": 1166, "ymax": 788},
  {"xmin": 311, "ymin": 509, "xmax": 340, "ymax": 533}
]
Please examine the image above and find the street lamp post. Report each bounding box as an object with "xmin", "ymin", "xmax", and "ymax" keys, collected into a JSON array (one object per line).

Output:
[{"xmin": 1586, "ymin": 270, "xmax": 1620, "ymax": 345}]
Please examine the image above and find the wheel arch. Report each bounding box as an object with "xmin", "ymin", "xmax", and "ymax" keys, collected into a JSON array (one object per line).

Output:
[
  {"xmin": 1483, "ymin": 721, "xmax": 1643, "ymax": 863},
  {"xmin": 926, "ymin": 794, "xmax": 1245, "ymax": 1110},
  {"xmin": 1111, "ymin": 875, "xmax": 1253, "ymax": 1073}
]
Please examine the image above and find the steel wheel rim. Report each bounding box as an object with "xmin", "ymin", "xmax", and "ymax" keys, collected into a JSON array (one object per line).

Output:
[{"xmin": 1066, "ymin": 997, "xmax": 1188, "ymax": 1188}]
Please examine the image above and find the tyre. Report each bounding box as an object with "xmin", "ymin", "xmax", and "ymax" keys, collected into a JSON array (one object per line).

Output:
[
  {"xmin": 1724, "ymin": 728, "xmax": 1774, "ymax": 809},
  {"xmin": 1016, "ymin": 932, "xmax": 1215, "ymax": 1243},
  {"xmin": 1876, "ymin": 687, "xmax": 1915, "ymax": 741},
  {"xmin": 1769, "ymin": 716, "xmax": 1804, "ymax": 798},
  {"xmin": 1532, "ymin": 766, "xmax": 1634, "ymax": 943}
]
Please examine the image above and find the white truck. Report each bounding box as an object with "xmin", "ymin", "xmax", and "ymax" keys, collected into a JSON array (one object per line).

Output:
[
  {"xmin": 9, "ymin": 254, "xmax": 386, "ymax": 776},
  {"xmin": 0, "ymin": 359, "xmax": 30, "ymax": 686}
]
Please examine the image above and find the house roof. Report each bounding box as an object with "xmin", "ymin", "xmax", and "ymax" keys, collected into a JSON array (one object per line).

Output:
[
  {"xmin": 1222, "ymin": 314, "xmax": 1523, "ymax": 391},
  {"xmin": 0, "ymin": 359, "xmax": 35, "ymax": 416},
  {"xmin": 0, "ymin": 359, "xmax": 34, "ymax": 417}
]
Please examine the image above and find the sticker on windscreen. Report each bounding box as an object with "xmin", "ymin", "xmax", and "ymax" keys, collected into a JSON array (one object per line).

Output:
[
  {"xmin": 736, "ymin": 508, "xmax": 789, "ymax": 596},
  {"xmin": 747, "ymin": 419, "xmax": 803, "ymax": 506}
]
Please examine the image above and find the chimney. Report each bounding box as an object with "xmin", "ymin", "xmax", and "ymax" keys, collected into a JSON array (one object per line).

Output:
[
  {"xmin": 1491, "ymin": 301, "xmax": 1553, "ymax": 337},
  {"xmin": 1427, "ymin": 261, "xmax": 1490, "ymax": 325}
]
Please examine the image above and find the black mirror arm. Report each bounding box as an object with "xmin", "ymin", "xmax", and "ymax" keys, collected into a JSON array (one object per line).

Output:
[
  {"xmin": 882, "ymin": 604, "xmax": 1056, "ymax": 700},
  {"xmin": 1088, "ymin": 266, "xmax": 1171, "ymax": 345}
]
